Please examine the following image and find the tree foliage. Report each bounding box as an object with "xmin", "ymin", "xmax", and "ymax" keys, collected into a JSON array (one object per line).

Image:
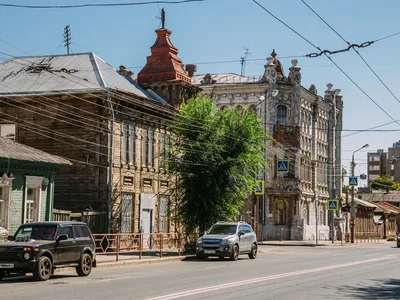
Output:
[
  {"xmin": 370, "ymin": 175, "xmax": 400, "ymax": 191},
  {"xmin": 167, "ymin": 97, "xmax": 267, "ymax": 233}
]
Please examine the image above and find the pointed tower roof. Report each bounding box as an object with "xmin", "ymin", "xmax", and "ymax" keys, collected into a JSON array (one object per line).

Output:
[{"xmin": 137, "ymin": 27, "xmax": 191, "ymax": 85}]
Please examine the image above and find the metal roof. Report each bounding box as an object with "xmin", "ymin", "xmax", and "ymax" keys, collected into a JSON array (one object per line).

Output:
[
  {"xmin": 0, "ymin": 137, "xmax": 71, "ymax": 165},
  {"xmin": 191, "ymin": 73, "xmax": 262, "ymax": 85},
  {"xmin": 0, "ymin": 53, "xmax": 165, "ymax": 104}
]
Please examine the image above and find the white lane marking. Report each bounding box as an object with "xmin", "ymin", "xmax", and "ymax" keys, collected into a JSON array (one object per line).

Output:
[
  {"xmin": 95, "ymin": 276, "xmax": 132, "ymax": 283},
  {"xmin": 144, "ymin": 255, "xmax": 397, "ymax": 300},
  {"xmin": 205, "ymin": 266, "xmax": 223, "ymax": 270}
]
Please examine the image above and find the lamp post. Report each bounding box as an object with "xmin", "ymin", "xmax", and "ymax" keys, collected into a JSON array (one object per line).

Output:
[{"xmin": 350, "ymin": 143, "xmax": 369, "ymax": 243}]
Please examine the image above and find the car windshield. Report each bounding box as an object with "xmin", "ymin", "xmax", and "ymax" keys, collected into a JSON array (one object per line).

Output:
[
  {"xmin": 14, "ymin": 225, "xmax": 57, "ymax": 242},
  {"xmin": 208, "ymin": 225, "xmax": 237, "ymax": 235}
]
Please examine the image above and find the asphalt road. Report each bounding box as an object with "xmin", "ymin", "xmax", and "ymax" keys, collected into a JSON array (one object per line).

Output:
[{"xmin": 2, "ymin": 243, "xmax": 400, "ymax": 300}]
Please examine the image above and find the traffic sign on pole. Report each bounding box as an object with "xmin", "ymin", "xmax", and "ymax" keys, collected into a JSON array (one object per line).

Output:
[
  {"xmin": 277, "ymin": 160, "xmax": 289, "ymax": 172},
  {"xmin": 255, "ymin": 180, "xmax": 264, "ymax": 195},
  {"xmin": 328, "ymin": 199, "xmax": 339, "ymax": 211},
  {"xmin": 349, "ymin": 177, "xmax": 358, "ymax": 186}
]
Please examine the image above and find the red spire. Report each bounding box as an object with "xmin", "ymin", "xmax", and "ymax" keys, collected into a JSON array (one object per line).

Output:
[{"xmin": 137, "ymin": 28, "xmax": 191, "ymax": 85}]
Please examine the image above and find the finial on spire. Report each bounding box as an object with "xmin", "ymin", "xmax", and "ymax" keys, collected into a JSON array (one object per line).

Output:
[
  {"xmin": 161, "ymin": 8, "xmax": 165, "ymax": 29},
  {"xmin": 271, "ymin": 49, "xmax": 277, "ymax": 58}
]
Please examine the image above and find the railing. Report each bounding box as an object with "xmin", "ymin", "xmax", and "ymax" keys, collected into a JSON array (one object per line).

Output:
[
  {"xmin": 93, "ymin": 233, "xmax": 186, "ymax": 262},
  {"xmin": 354, "ymin": 231, "xmax": 380, "ymax": 243}
]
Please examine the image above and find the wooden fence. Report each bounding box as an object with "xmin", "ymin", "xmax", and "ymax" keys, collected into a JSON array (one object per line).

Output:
[{"xmin": 53, "ymin": 209, "xmax": 107, "ymax": 234}]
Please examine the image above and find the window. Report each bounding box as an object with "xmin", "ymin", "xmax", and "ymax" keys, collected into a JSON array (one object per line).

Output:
[
  {"xmin": 276, "ymin": 105, "xmax": 287, "ymax": 126},
  {"xmin": 0, "ymin": 124, "xmax": 15, "ymax": 141},
  {"xmin": 369, "ymin": 165, "xmax": 380, "ymax": 171},
  {"xmin": 159, "ymin": 196, "xmax": 169, "ymax": 233},
  {"xmin": 159, "ymin": 133, "xmax": 171, "ymax": 169},
  {"xmin": 142, "ymin": 127, "xmax": 154, "ymax": 167},
  {"xmin": 369, "ymin": 155, "xmax": 380, "ymax": 162},
  {"xmin": 25, "ymin": 187, "xmax": 39, "ymax": 223},
  {"xmin": 120, "ymin": 193, "xmax": 134, "ymax": 233},
  {"xmin": 274, "ymin": 200, "xmax": 286, "ymax": 225},
  {"xmin": 59, "ymin": 226, "xmax": 73, "ymax": 238},
  {"xmin": 249, "ymin": 104, "xmax": 257, "ymax": 114},
  {"xmin": 121, "ymin": 123, "xmax": 135, "ymax": 165},
  {"xmin": 0, "ymin": 186, "xmax": 9, "ymax": 228},
  {"xmin": 14, "ymin": 225, "xmax": 57, "ymax": 241},
  {"xmin": 73, "ymin": 225, "xmax": 90, "ymax": 238}
]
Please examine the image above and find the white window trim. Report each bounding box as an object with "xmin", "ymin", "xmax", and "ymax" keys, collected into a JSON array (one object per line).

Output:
[
  {"xmin": 0, "ymin": 184, "xmax": 11, "ymax": 232},
  {"xmin": 24, "ymin": 176, "xmax": 43, "ymax": 223}
]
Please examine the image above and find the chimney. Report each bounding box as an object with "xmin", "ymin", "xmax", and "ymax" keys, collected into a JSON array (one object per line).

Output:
[
  {"xmin": 185, "ymin": 64, "xmax": 197, "ymax": 77},
  {"xmin": 118, "ymin": 65, "xmax": 134, "ymax": 80}
]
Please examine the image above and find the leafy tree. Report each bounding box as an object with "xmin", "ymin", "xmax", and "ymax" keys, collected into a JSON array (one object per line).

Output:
[
  {"xmin": 167, "ymin": 97, "xmax": 267, "ymax": 233},
  {"xmin": 370, "ymin": 175, "xmax": 400, "ymax": 191}
]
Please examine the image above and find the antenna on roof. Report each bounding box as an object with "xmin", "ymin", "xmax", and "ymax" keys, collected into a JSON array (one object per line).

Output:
[
  {"xmin": 64, "ymin": 25, "xmax": 71, "ymax": 55},
  {"xmin": 240, "ymin": 47, "xmax": 252, "ymax": 76}
]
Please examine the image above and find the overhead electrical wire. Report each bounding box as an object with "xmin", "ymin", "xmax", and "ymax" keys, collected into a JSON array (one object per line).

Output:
[
  {"xmin": 0, "ymin": 0, "xmax": 204, "ymax": 9},
  {"xmin": 251, "ymin": 0, "xmax": 400, "ymax": 129},
  {"xmin": 301, "ymin": 0, "xmax": 400, "ymax": 107}
]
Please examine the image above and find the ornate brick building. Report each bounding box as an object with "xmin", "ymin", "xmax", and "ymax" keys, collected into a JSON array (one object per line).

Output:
[{"xmin": 192, "ymin": 52, "xmax": 343, "ymax": 240}]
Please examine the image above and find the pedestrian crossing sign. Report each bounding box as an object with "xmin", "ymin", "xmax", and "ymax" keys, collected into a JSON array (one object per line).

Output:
[
  {"xmin": 328, "ymin": 200, "xmax": 339, "ymax": 211},
  {"xmin": 349, "ymin": 177, "xmax": 358, "ymax": 186},
  {"xmin": 277, "ymin": 160, "xmax": 289, "ymax": 173},
  {"xmin": 255, "ymin": 180, "xmax": 264, "ymax": 195}
]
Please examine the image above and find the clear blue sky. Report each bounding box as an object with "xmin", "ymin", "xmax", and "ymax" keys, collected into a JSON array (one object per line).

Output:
[{"xmin": 1, "ymin": 0, "xmax": 400, "ymax": 185}]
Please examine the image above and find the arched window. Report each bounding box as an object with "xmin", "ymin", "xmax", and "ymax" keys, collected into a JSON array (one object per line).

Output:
[
  {"xmin": 276, "ymin": 105, "xmax": 287, "ymax": 126},
  {"xmin": 235, "ymin": 105, "xmax": 243, "ymax": 111},
  {"xmin": 220, "ymin": 105, "xmax": 228, "ymax": 111},
  {"xmin": 274, "ymin": 200, "xmax": 287, "ymax": 225}
]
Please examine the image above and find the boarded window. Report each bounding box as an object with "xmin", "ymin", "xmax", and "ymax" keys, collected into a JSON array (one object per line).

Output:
[{"xmin": 159, "ymin": 196, "xmax": 169, "ymax": 233}]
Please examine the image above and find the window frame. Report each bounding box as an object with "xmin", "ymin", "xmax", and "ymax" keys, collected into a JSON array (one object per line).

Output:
[{"xmin": 276, "ymin": 105, "xmax": 287, "ymax": 126}]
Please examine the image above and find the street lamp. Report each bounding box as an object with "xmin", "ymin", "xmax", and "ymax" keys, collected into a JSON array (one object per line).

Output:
[{"xmin": 350, "ymin": 143, "xmax": 369, "ymax": 243}]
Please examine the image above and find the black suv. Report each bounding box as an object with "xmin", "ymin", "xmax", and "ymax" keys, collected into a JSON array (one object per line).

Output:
[{"xmin": 0, "ymin": 221, "xmax": 96, "ymax": 281}]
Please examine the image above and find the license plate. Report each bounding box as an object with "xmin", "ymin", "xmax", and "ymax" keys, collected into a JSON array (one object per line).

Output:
[
  {"xmin": 0, "ymin": 264, "xmax": 14, "ymax": 268},
  {"xmin": 204, "ymin": 250, "xmax": 215, "ymax": 254}
]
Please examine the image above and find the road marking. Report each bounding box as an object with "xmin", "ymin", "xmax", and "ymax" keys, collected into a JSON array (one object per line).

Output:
[
  {"xmin": 144, "ymin": 255, "xmax": 396, "ymax": 300},
  {"xmin": 95, "ymin": 276, "xmax": 133, "ymax": 283}
]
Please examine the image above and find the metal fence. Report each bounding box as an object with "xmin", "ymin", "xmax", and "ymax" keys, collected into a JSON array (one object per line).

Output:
[
  {"xmin": 354, "ymin": 231, "xmax": 380, "ymax": 243},
  {"xmin": 93, "ymin": 233, "xmax": 188, "ymax": 261}
]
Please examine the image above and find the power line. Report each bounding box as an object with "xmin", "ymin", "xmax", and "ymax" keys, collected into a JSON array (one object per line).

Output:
[
  {"xmin": 0, "ymin": 0, "xmax": 204, "ymax": 9},
  {"xmin": 301, "ymin": 0, "xmax": 400, "ymax": 107}
]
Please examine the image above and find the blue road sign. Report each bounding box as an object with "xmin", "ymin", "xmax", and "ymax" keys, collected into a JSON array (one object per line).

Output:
[
  {"xmin": 328, "ymin": 200, "xmax": 339, "ymax": 211},
  {"xmin": 255, "ymin": 180, "xmax": 264, "ymax": 195},
  {"xmin": 349, "ymin": 177, "xmax": 358, "ymax": 186},
  {"xmin": 277, "ymin": 160, "xmax": 289, "ymax": 172}
]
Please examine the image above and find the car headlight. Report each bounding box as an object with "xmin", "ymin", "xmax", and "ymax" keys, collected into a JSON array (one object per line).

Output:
[
  {"xmin": 221, "ymin": 238, "xmax": 234, "ymax": 245},
  {"xmin": 197, "ymin": 238, "xmax": 203, "ymax": 244},
  {"xmin": 24, "ymin": 252, "xmax": 30, "ymax": 260}
]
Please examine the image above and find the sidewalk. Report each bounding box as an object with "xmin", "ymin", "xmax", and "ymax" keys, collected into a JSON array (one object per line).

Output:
[{"xmin": 259, "ymin": 239, "xmax": 390, "ymax": 247}]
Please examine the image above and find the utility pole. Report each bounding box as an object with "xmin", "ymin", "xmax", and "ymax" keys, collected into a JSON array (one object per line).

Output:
[
  {"xmin": 315, "ymin": 191, "xmax": 319, "ymax": 245},
  {"xmin": 240, "ymin": 47, "xmax": 251, "ymax": 76},
  {"xmin": 64, "ymin": 25, "xmax": 71, "ymax": 54},
  {"xmin": 350, "ymin": 143, "xmax": 369, "ymax": 243}
]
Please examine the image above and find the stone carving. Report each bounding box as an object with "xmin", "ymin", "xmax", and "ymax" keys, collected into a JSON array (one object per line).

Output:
[
  {"xmin": 201, "ymin": 73, "xmax": 216, "ymax": 85},
  {"xmin": 271, "ymin": 49, "xmax": 285, "ymax": 78}
]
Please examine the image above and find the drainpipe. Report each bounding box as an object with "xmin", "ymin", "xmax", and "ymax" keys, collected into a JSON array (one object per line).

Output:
[{"xmin": 107, "ymin": 94, "xmax": 114, "ymax": 234}]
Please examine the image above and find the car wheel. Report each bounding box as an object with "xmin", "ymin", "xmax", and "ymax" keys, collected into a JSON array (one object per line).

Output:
[
  {"xmin": 76, "ymin": 253, "xmax": 93, "ymax": 277},
  {"xmin": 229, "ymin": 244, "xmax": 239, "ymax": 261},
  {"xmin": 33, "ymin": 256, "xmax": 52, "ymax": 281},
  {"xmin": 249, "ymin": 243, "xmax": 257, "ymax": 259},
  {"xmin": 397, "ymin": 244, "xmax": 400, "ymax": 248}
]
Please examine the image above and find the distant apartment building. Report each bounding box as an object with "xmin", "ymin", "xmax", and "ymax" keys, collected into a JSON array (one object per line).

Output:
[
  {"xmin": 388, "ymin": 141, "xmax": 400, "ymax": 183},
  {"xmin": 367, "ymin": 149, "xmax": 388, "ymax": 182}
]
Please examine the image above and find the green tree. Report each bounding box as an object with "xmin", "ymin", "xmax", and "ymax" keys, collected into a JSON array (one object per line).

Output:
[
  {"xmin": 370, "ymin": 175, "xmax": 400, "ymax": 191},
  {"xmin": 167, "ymin": 97, "xmax": 267, "ymax": 233}
]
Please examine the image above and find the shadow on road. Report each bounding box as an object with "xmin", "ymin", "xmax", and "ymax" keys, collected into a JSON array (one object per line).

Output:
[
  {"xmin": 181, "ymin": 256, "xmax": 249, "ymax": 262},
  {"xmin": 336, "ymin": 278, "xmax": 400, "ymax": 299},
  {"xmin": 0, "ymin": 274, "xmax": 77, "ymax": 284}
]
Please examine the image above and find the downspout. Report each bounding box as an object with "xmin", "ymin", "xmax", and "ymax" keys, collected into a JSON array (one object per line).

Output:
[{"xmin": 107, "ymin": 94, "xmax": 114, "ymax": 234}]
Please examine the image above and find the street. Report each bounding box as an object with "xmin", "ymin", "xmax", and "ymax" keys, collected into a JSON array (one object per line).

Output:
[{"xmin": 1, "ymin": 243, "xmax": 400, "ymax": 300}]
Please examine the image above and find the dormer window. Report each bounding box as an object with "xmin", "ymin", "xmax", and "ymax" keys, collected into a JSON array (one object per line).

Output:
[{"xmin": 276, "ymin": 105, "xmax": 287, "ymax": 126}]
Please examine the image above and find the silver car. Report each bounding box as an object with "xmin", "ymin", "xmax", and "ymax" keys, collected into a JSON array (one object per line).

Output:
[{"xmin": 196, "ymin": 221, "xmax": 258, "ymax": 261}]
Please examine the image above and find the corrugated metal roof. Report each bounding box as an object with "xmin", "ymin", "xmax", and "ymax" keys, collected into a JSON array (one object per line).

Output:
[
  {"xmin": 191, "ymin": 73, "xmax": 262, "ymax": 85},
  {"xmin": 0, "ymin": 53, "xmax": 165, "ymax": 104},
  {"xmin": 0, "ymin": 137, "xmax": 71, "ymax": 165}
]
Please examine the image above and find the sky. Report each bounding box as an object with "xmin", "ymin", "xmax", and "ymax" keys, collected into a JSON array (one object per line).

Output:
[{"xmin": 0, "ymin": 0, "xmax": 399, "ymax": 186}]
